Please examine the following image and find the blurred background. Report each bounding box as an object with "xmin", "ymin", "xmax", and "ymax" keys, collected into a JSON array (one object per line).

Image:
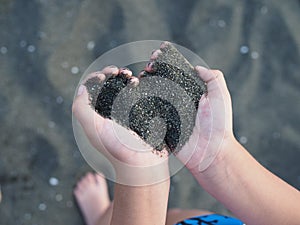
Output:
[{"xmin": 0, "ymin": 0, "xmax": 300, "ymax": 224}]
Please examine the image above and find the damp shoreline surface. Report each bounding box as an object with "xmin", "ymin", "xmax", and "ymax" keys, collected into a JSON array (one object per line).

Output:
[{"xmin": 0, "ymin": 1, "xmax": 300, "ymax": 225}]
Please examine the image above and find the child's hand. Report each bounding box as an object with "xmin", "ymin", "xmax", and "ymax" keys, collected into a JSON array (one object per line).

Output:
[
  {"xmin": 176, "ymin": 67, "xmax": 234, "ymax": 172},
  {"xmin": 72, "ymin": 66, "xmax": 169, "ymax": 183}
]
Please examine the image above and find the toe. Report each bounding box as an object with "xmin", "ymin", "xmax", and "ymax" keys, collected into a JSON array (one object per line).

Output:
[
  {"xmin": 78, "ymin": 173, "xmax": 93, "ymax": 187},
  {"xmin": 74, "ymin": 181, "xmax": 84, "ymax": 194},
  {"xmin": 77, "ymin": 179, "xmax": 86, "ymax": 191},
  {"xmin": 94, "ymin": 173, "xmax": 110, "ymax": 202},
  {"xmin": 94, "ymin": 173, "xmax": 106, "ymax": 186},
  {"xmin": 85, "ymin": 172, "xmax": 95, "ymax": 183}
]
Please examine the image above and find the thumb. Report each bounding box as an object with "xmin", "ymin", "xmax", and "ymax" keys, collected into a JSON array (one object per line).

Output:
[
  {"xmin": 72, "ymin": 84, "xmax": 105, "ymax": 150},
  {"xmin": 195, "ymin": 66, "xmax": 231, "ymax": 100}
]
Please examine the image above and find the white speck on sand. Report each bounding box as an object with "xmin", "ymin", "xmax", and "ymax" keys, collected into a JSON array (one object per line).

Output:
[
  {"xmin": 66, "ymin": 201, "xmax": 73, "ymax": 208},
  {"xmin": 240, "ymin": 45, "xmax": 249, "ymax": 54},
  {"xmin": 87, "ymin": 41, "xmax": 95, "ymax": 50},
  {"xmin": 55, "ymin": 194, "xmax": 63, "ymax": 202},
  {"xmin": 251, "ymin": 51, "xmax": 260, "ymax": 59},
  {"xmin": 239, "ymin": 136, "xmax": 248, "ymax": 144},
  {"xmin": 61, "ymin": 61, "xmax": 69, "ymax": 69},
  {"xmin": 217, "ymin": 19, "xmax": 226, "ymax": 28},
  {"xmin": 71, "ymin": 66, "xmax": 79, "ymax": 74},
  {"xmin": 0, "ymin": 46, "xmax": 8, "ymax": 54},
  {"xmin": 27, "ymin": 45, "xmax": 36, "ymax": 53},
  {"xmin": 261, "ymin": 6, "xmax": 268, "ymax": 14},
  {"xmin": 48, "ymin": 121, "xmax": 56, "ymax": 129},
  {"xmin": 20, "ymin": 40, "xmax": 27, "ymax": 48},
  {"xmin": 49, "ymin": 177, "xmax": 59, "ymax": 186},
  {"xmin": 56, "ymin": 96, "xmax": 64, "ymax": 104},
  {"xmin": 24, "ymin": 213, "xmax": 32, "ymax": 220},
  {"xmin": 38, "ymin": 203, "xmax": 47, "ymax": 211},
  {"xmin": 272, "ymin": 132, "xmax": 281, "ymax": 139}
]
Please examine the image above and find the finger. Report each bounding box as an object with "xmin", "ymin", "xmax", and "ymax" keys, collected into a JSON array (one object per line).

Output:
[
  {"xmin": 81, "ymin": 71, "xmax": 106, "ymax": 84},
  {"xmin": 101, "ymin": 65, "xmax": 119, "ymax": 76},
  {"xmin": 150, "ymin": 49, "xmax": 162, "ymax": 60},
  {"xmin": 144, "ymin": 61, "xmax": 155, "ymax": 72},
  {"xmin": 160, "ymin": 41, "xmax": 171, "ymax": 50},
  {"xmin": 211, "ymin": 69, "xmax": 229, "ymax": 90},
  {"xmin": 94, "ymin": 173, "xmax": 106, "ymax": 186},
  {"xmin": 119, "ymin": 67, "xmax": 132, "ymax": 77},
  {"xmin": 195, "ymin": 66, "xmax": 216, "ymax": 83},
  {"xmin": 195, "ymin": 66, "xmax": 230, "ymax": 98},
  {"xmin": 83, "ymin": 65, "xmax": 119, "ymax": 85},
  {"xmin": 129, "ymin": 76, "xmax": 139, "ymax": 87}
]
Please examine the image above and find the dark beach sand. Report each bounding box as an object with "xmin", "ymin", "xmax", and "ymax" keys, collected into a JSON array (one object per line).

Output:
[{"xmin": 0, "ymin": 0, "xmax": 300, "ymax": 224}]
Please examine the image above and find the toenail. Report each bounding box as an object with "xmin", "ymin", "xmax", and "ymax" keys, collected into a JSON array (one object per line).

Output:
[{"xmin": 195, "ymin": 65, "xmax": 208, "ymax": 71}]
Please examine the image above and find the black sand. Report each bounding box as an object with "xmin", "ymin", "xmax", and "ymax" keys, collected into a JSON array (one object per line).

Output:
[{"xmin": 85, "ymin": 42, "xmax": 207, "ymax": 152}]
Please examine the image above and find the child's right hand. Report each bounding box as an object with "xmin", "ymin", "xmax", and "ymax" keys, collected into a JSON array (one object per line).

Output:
[{"xmin": 72, "ymin": 66, "xmax": 169, "ymax": 185}]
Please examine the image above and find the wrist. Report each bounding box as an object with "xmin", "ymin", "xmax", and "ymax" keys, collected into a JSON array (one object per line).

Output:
[
  {"xmin": 189, "ymin": 135, "xmax": 239, "ymax": 177},
  {"xmin": 114, "ymin": 158, "xmax": 170, "ymax": 186},
  {"xmin": 190, "ymin": 137, "xmax": 248, "ymax": 197}
]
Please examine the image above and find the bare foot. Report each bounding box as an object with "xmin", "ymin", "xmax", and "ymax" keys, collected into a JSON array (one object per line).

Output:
[{"xmin": 74, "ymin": 172, "xmax": 111, "ymax": 225}]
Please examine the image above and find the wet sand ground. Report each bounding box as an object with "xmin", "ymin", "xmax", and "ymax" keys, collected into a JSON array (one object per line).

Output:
[{"xmin": 0, "ymin": 0, "xmax": 300, "ymax": 224}]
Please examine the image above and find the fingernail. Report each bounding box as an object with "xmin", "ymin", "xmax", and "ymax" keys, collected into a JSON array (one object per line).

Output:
[
  {"xmin": 195, "ymin": 66, "xmax": 208, "ymax": 70},
  {"xmin": 150, "ymin": 50, "xmax": 162, "ymax": 60},
  {"xmin": 77, "ymin": 85, "xmax": 85, "ymax": 96},
  {"xmin": 129, "ymin": 77, "xmax": 139, "ymax": 87},
  {"xmin": 120, "ymin": 68, "xmax": 132, "ymax": 76},
  {"xmin": 160, "ymin": 41, "xmax": 170, "ymax": 49}
]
